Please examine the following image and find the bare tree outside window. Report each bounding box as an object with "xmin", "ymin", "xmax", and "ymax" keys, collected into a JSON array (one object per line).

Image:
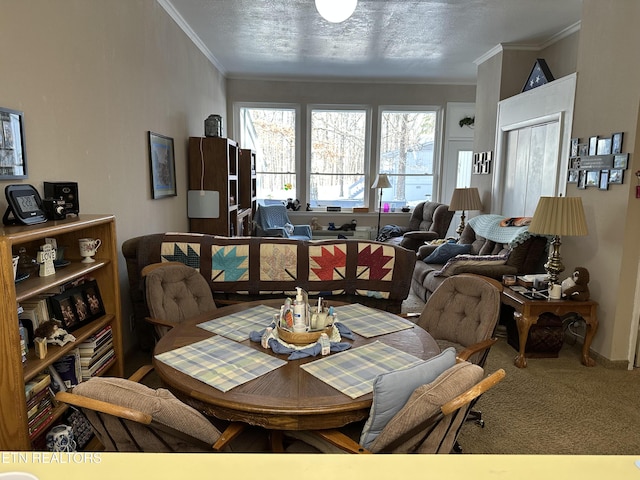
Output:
[{"xmin": 379, "ymin": 111, "xmax": 436, "ymax": 209}]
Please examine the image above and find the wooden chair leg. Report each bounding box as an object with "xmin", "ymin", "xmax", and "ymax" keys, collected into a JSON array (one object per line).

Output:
[{"xmin": 270, "ymin": 430, "xmax": 285, "ymax": 452}]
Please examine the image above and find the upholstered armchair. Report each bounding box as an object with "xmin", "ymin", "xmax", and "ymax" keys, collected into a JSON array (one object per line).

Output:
[
  {"xmin": 385, "ymin": 201, "xmax": 454, "ymax": 251},
  {"xmin": 254, "ymin": 204, "xmax": 312, "ymax": 240}
]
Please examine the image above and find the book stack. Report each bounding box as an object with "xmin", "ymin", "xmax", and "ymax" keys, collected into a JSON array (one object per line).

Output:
[
  {"xmin": 78, "ymin": 325, "xmax": 115, "ymax": 381},
  {"xmin": 51, "ymin": 349, "xmax": 82, "ymax": 390},
  {"xmin": 25, "ymin": 373, "xmax": 55, "ymax": 440}
]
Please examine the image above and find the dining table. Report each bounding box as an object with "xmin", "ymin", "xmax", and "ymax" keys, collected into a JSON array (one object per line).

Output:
[{"xmin": 152, "ymin": 299, "xmax": 440, "ymax": 437}]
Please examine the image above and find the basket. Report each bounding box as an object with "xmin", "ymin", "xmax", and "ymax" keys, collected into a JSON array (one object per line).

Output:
[{"xmin": 276, "ymin": 324, "xmax": 333, "ymax": 346}]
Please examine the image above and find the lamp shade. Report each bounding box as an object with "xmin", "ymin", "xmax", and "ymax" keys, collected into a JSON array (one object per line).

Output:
[
  {"xmin": 528, "ymin": 196, "xmax": 588, "ymax": 236},
  {"xmin": 448, "ymin": 187, "xmax": 483, "ymax": 212},
  {"xmin": 315, "ymin": 0, "xmax": 357, "ymax": 23},
  {"xmin": 371, "ymin": 174, "xmax": 392, "ymax": 189}
]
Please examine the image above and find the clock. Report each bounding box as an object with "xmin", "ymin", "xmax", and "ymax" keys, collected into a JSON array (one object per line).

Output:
[{"xmin": 3, "ymin": 184, "xmax": 47, "ymax": 225}]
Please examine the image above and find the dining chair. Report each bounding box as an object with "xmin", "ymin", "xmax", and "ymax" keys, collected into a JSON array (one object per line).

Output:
[
  {"xmin": 142, "ymin": 262, "xmax": 217, "ymax": 339},
  {"xmin": 414, "ymin": 273, "xmax": 502, "ymax": 433},
  {"xmin": 55, "ymin": 365, "xmax": 246, "ymax": 452},
  {"xmin": 285, "ymin": 361, "xmax": 505, "ymax": 454}
]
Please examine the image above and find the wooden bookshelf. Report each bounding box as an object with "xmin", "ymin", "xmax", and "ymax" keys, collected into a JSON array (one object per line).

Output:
[{"xmin": 0, "ymin": 214, "xmax": 123, "ymax": 450}]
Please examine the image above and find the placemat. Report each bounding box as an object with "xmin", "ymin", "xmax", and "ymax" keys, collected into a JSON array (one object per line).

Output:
[
  {"xmin": 198, "ymin": 304, "xmax": 279, "ymax": 341},
  {"xmin": 155, "ymin": 335, "xmax": 286, "ymax": 392},
  {"xmin": 300, "ymin": 341, "xmax": 423, "ymax": 398},
  {"xmin": 334, "ymin": 303, "xmax": 414, "ymax": 338}
]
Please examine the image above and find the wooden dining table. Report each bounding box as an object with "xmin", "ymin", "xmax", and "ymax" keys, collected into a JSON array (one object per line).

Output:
[{"xmin": 152, "ymin": 299, "xmax": 440, "ymax": 434}]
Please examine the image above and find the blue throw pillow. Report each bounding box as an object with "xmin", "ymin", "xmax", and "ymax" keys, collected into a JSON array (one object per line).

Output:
[
  {"xmin": 423, "ymin": 242, "xmax": 471, "ymax": 264},
  {"xmin": 359, "ymin": 347, "xmax": 457, "ymax": 450}
]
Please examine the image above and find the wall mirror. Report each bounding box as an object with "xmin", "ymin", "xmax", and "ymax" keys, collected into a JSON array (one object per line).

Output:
[{"xmin": 0, "ymin": 107, "xmax": 27, "ymax": 179}]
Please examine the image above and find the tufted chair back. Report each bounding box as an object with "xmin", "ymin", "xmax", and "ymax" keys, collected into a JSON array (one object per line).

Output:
[
  {"xmin": 416, "ymin": 274, "xmax": 501, "ymax": 366},
  {"xmin": 143, "ymin": 263, "xmax": 217, "ymax": 338}
]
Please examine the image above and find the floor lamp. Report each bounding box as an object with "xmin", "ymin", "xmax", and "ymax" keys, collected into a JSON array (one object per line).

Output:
[{"xmin": 371, "ymin": 174, "xmax": 392, "ymax": 240}]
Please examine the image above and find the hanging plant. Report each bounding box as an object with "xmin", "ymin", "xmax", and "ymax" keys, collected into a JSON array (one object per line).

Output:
[{"xmin": 459, "ymin": 116, "xmax": 475, "ymax": 128}]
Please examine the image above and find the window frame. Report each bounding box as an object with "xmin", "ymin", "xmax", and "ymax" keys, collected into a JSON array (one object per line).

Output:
[
  {"xmin": 306, "ymin": 104, "xmax": 372, "ymax": 209},
  {"xmin": 234, "ymin": 102, "xmax": 301, "ymax": 203},
  {"xmin": 376, "ymin": 105, "xmax": 443, "ymax": 210}
]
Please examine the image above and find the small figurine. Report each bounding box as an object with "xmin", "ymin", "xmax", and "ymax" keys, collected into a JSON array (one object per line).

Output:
[
  {"xmin": 562, "ymin": 267, "xmax": 590, "ymax": 301},
  {"xmin": 34, "ymin": 319, "xmax": 76, "ymax": 347},
  {"xmin": 310, "ymin": 217, "xmax": 322, "ymax": 231}
]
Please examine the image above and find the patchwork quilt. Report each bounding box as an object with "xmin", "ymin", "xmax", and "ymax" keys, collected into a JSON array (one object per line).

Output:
[{"xmin": 145, "ymin": 233, "xmax": 411, "ymax": 301}]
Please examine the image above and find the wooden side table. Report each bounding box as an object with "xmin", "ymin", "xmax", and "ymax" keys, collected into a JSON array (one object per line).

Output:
[{"xmin": 501, "ymin": 288, "xmax": 598, "ymax": 368}]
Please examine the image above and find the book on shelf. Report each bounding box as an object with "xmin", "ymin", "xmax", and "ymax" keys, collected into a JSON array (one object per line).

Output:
[
  {"xmin": 81, "ymin": 348, "xmax": 115, "ymax": 380},
  {"xmin": 80, "ymin": 339, "xmax": 114, "ymax": 367},
  {"xmin": 26, "ymin": 388, "xmax": 52, "ymax": 418},
  {"xmin": 20, "ymin": 296, "xmax": 51, "ymax": 326},
  {"xmin": 28, "ymin": 407, "xmax": 55, "ymax": 440},
  {"xmin": 51, "ymin": 348, "xmax": 82, "ymax": 389},
  {"xmin": 78, "ymin": 324, "xmax": 112, "ymax": 351},
  {"xmin": 24, "ymin": 373, "xmax": 52, "ymax": 403}
]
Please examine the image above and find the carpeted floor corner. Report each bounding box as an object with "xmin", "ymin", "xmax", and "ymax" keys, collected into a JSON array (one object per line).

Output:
[{"xmin": 456, "ymin": 337, "xmax": 640, "ymax": 455}]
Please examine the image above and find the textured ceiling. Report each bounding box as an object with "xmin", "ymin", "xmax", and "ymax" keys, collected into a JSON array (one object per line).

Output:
[{"xmin": 164, "ymin": 0, "xmax": 582, "ymax": 83}]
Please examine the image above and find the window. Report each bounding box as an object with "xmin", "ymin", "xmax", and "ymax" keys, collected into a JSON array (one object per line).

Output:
[
  {"xmin": 239, "ymin": 106, "xmax": 296, "ymax": 202},
  {"xmin": 309, "ymin": 107, "xmax": 368, "ymax": 208},
  {"xmin": 379, "ymin": 109, "xmax": 438, "ymax": 209}
]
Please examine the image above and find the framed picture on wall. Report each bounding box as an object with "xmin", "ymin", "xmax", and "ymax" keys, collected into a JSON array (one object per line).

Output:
[
  {"xmin": 599, "ymin": 170, "xmax": 609, "ymax": 190},
  {"xmin": 148, "ymin": 131, "xmax": 177, "ymax": 199},
  {"xmin": 609, "ymin": 169, "xmax": 624, "ymax": 184},
  {"xmin": 586, "ymin": 170, "xmax": 599, "ymax": 187},
  {"xmin": 613, "ymin": 153, "xmax": 628, "ymax": 169},
  {"xmin": 612, "ymin": 132, "xmax": 623, "ymax": 154},
  {"xmin": 577, "ymin": 170, "xmax": 587, "ymax": 189},
  {"xmin": 588, "ymin": 136, "xmax": 598, "ymax": 156},
  {"xmin": 567, "ymin": 170, "xmax": 579, "ymax": 183},
  {"xmin": 596, "ymin": 137, "xmax": 612, "ymax": 155},
  {"xmin": 0, "ymin": 107, "xmax": 27, "ymax": 180}
]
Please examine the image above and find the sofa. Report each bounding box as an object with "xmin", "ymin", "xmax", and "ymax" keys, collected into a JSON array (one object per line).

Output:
[
  {"xmin": 411, "ymin": 215, "xmax": 548, "ymax": 302},
  {"xmin": 122, "ymin": 233, "xmax": 417, "ymax": 346}
]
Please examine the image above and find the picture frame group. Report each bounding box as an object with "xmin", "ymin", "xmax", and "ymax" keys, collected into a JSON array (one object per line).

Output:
[{"xmin": 50, "ymin": 280, "xmax": 105, "ymax": 332}]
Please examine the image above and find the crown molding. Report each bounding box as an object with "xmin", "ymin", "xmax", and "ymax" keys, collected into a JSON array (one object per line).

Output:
[{"xmin": 157, "ymin": 0, "xmax": 227, "ymax": 75}]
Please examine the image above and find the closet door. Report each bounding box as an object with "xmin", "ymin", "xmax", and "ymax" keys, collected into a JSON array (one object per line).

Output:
[
  {"xmin": 501, "ymin": 120, "xmax": 560, "ymax": 217},
  {"xmin": 492, "ymin": 74, "xmax": 576, "ymax": 216}
]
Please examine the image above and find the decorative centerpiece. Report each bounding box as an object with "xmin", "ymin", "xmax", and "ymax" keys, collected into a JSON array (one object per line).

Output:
[{"xmin": 274, "ymin": 288, "xmax": 336, "ymax": 345}]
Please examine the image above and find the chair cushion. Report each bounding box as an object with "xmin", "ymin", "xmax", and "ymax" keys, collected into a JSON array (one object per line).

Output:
[
  {"xmin": 72, "ymin": 377, "xmax": 222, "ymax": 451},
  {"xmin": 423, "ymin": 243, "xmax": 471, "ymax": 264},
  {"xmin": 145, "ymin": 264, "xmax": 216, "ymax": 326},
  {"xmin": 368, "ymin": 362, "xmax": 484, "ymax": 453},
  {"xmin": 359, "ymin": 347, "xmax": 457, "ymax": 450},
  {"xmin": 434, "ymin": 253, "xmax": 509, "ymax": 276}
]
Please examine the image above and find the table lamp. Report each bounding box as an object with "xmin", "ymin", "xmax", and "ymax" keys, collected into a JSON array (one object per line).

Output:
[
  {"xmin": 448, "ymin": 187, "xmax": 483, "ymax": 236},
  {"xmin": 527, "ymin": 196, "xmax": 588, "ymax": 285},
  {"xmin": 371, "ymin": 174, "xmax": 392, "ymax": 239}
]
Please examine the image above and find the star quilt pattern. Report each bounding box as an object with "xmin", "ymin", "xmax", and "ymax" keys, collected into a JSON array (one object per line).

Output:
[
  {"xmin": 259, "ymin": 243, "xmax": 297, "ymax": 281},
  {"xmin": 309, "ymin": 243, "xmax": 347, "ymax": 281},
  {"xmin": 160, "ymin": 242, "xmax": 201, "ymax": 269}
]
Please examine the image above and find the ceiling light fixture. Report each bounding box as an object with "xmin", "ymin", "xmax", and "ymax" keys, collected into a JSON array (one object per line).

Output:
[{"xmin": 315, "ymin": 0, "xmax": 357, "ymax": 23}]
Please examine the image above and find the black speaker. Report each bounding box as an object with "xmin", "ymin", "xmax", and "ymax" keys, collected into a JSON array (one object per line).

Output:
[{"xmin": 43, "ymin": 182, "xmax": 79, "ymax": 215}]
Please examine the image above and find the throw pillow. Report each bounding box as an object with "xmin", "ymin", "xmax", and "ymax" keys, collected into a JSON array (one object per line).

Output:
[
  {"xmin": 367, "ymin": 362, "xmax": 484, "ymax": 453},
  {"xmin": 434, "ymin": 253, "xmax": 509, "ymax": 277},
  {"xmin": 423, "ymin": 243, "xmax": 471, "ymax": 264},
  {"xmin": 359, "ymin": 347, "xmax": 457, "ymax": 450}
]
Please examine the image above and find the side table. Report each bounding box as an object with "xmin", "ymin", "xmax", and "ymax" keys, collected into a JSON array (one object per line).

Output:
[{"xmin": 501, "ymin": 288, "xmax": 599, "ymax": 368}]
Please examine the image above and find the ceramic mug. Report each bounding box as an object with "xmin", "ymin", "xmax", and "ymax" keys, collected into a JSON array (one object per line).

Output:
[
  {"xmin": 46, "ymin": 424, "xmax": 76, "ymax": 452},
  {"xmin": 78, "ymin": 238, "xmax": 102, "ymax": 263}
]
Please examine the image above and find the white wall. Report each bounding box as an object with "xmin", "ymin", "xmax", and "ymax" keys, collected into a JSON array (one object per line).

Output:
[{"xmin": 0, "ymin": 0, "xmax": 226, "ymax": 352}]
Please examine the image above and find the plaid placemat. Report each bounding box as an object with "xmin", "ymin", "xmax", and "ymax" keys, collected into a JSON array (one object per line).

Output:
[
  {"xmin": 155, "ymin": 335, "xmax": 286, "ymax": 392},
  {"xmin": 198, "ymin": 304, "xmax": 279, "ymax": 341},
  {"xmin": 300, "ymin": 341, "xmax": 423, "ymax": 398},
  {"xmin": 334, "ymin": 303, "xmax": 414, "ymax": 338}
]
